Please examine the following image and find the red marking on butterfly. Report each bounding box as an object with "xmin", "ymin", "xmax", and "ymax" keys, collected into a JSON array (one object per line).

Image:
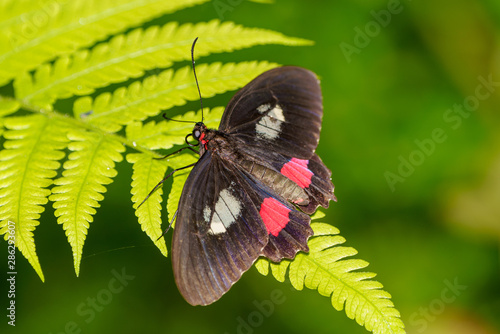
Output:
[
  {"xmin": 280, "ymin": 158, "xmax": 313, "ymax": 189},
  {"xmin": 199, "ymin": 132, "xmax": 208, "ymax": 148},
  {"xmin": 259, "ymin": 197, "xmax": 290, "ymax": 236}
]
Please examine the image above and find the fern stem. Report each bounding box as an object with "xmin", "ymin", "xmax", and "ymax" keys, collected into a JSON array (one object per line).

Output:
[{"xmin": 16, "ymin": 98, "xmax": 164, "ymax": 158}]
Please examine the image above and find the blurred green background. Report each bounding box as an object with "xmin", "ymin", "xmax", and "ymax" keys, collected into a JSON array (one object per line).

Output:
[{"xmin": 4, "ymin": 0, "xmax": 500, "ymax": 333}]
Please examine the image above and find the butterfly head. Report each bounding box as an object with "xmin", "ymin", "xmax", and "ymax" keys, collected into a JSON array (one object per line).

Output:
[
  {"xmin": 192, "ymin": 121, "xmax": 211, "ymax": 154},
  {"xmin": 192, "ymin": 122, "xmax": 207, "ymax": 141}
]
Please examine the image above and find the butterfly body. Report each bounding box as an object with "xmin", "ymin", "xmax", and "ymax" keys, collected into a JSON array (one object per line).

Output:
[{"xmin": 171, "ymin": 66, "xmax": 335, "ymax": 305}]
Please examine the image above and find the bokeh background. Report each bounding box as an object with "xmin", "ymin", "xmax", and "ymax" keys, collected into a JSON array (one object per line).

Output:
[{"xmin": 2, "ymin": 0, "xmax": 500, "ymax": 333}]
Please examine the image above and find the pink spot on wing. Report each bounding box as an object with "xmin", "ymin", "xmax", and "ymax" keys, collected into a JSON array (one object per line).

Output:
[
  {"xmin": 280, "ymin": 158, "xmax": 313, "ymax": 188},
  {"xmin": 259, "ymin": 197, "xmax": 290, "ymax": 237}
]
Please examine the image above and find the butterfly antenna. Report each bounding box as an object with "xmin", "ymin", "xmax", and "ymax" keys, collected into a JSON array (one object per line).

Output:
[
  {"xmin": 161, "ymin": 113, "xmax": 196, "ymax": 124},
  {"xmin": 191, "ymin": 37, "xmax": 204, "ymax": 122}
]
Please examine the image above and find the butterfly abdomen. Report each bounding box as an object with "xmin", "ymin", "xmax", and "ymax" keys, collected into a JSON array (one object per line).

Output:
[{"xmin": 240, "ymin": 159, "xmax": 309, "ymax": 206}]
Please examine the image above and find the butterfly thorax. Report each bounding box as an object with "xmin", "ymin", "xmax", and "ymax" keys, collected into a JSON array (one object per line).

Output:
[{"xmin": 193, "ymin": 122, "xmax": 239, "ymax": 161}]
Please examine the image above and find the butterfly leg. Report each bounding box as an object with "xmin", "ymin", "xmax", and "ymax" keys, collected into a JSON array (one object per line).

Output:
[{"xmin": 137, "ymin": 163, "xmax": 196, "ymax": 209}]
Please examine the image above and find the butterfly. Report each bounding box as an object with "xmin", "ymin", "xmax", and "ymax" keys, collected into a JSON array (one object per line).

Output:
[{"xmin": 167, "ymin": 65, "xmax": 335, "ymax": 306}]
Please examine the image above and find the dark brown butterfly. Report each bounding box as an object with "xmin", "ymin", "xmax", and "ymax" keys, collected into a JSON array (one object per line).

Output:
[{"xmin": 170, "ymin": 65, "xmax": 336, "ymax": 305}]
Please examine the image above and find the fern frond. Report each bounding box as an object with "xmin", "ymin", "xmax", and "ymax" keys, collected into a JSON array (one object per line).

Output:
[
  {"xmin": 75, "ymin": 61, "xmax": 278, "ymax": 133},
  {"xmin": 0, "ymin": 114, "xmax": 69, "ymax": 281},
  {"xmin": 126, "ymin": 107, "xmax": 224, "ymax": 151},
  {"xmin": 0, "ymin": 0, "xmax": 210, "ymax": 85},
  {"xmin": 15, "ymin": 20, "xmax": 309, "ymax": 109},
  {"xmin": 49, "ymin": 129, "xmax": 124, "ymax": 276},
  {"xmin": 255, "ymin": 223, "xmax": 406, "ymax": 334},
  {"xmin": 127, "ymin": 153, "xmax": 168, "ymax": 257}
]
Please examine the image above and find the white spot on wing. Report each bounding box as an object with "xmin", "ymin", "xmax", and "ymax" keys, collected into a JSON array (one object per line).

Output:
[
  {"xmin": 257, "ymin": 103, "xmax": 272, "ymax": 113},
  {"xmin": 203, "ymin": 206, "xmax": 211, "ymax": 223},
  {"xmin": 256, "ymin": 104, "xmax": 285, "ymax": 140},
  {"xmin": 207, "ymin": 187, "xmax": 242, "ymax": 235},
  {"xmin": 269, "ymin": 105, "xmax": 285, "ymax": 121},
  {"xmin": 210, "ymin": 219, "xmax": 227, "ymax": 234}
]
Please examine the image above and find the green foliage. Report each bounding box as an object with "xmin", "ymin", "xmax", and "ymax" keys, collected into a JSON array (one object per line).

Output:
[
  {"xmin": 14, "ymin": 20, "xmax": 303, "ymax": 109},
  {"xmin": 255, "ymin": 219, "xmax": 405, "ymax": 334},
  {"xmin": 0, "ymin": 1, "xmax": 404, "ymax": 333},
  {"xmin": 0, "ymin": 114, "xmax": 68, "ymax": 281},
  {"xmin": 0, "ymin": 0, "xmax": 211, "ymax": 86},
  {"xmin": 49, "ymin": 130, "xmax": 125, "ymax": 276},
  {"xmin": 78, "ymin": 61, "xmax": 277, "ymax": 134},
  {"xmin": 127, "ymin": 153, "xmax": 169, "ymax": 257}
]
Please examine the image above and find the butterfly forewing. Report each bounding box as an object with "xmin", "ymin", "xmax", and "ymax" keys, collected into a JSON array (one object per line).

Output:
[
  {"xmin": 172, "ymin": 152, "xmax": 269, "ymax": 306},
  {"xmin": 219, "ymin": 66, "xmax": 323, "ymax": 159}
]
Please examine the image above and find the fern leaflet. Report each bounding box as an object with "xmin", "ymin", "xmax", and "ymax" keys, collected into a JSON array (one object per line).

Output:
[
  {"xmin": 14, "ymin": 20, "xmax": 309, "ymax": 109},
  {"xmin": 0, "ymin": 114, "xmax": 69, "ymax": 281},
  {"xmin": 49, "ymin": 129, "xmax": 125, "ymax": 276},
  {"xmin": 125, "ymin": 106, "xmax": 223, "ymax": 152},
  {"xmin": 255, "ymin": 222, "xmax": 406, "ymax": 334},
  {"xmin": 127, "ymin": 153, "xmax": 169, "ymax": 257},
  {"xmin": 74, "ymin": 61, "xmax": 277, "ymax": 134}
]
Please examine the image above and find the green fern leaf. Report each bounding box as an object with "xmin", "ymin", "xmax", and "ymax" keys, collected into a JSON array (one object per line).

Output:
[
  {"xmin": 75, "ymin": 61, "xmax": 278, "ymax": 133},
  {"xmin": 255, "ymin": 223, "xmax": 406, "ymax": 334},
  {"xmin": 15, "ymin": 20, "xmax": 310, "ymax": 109},
  {"xmin": 126, "ymin": 107, "xmax": 224, "ymax": 151},
  {"xmin": 0, "ymin": 0, "xmax": 210, "ymax": 85},
  {"xmin": 127, "ymin": 153, "xmax": 169, "ymax": 257},
  {"xmin": 0, "ymin": 114, "xmax": 69, "ymax": 281},
  {"xmin": 49, "ymin": 129, "xmax": 124, "ymax": 276}
]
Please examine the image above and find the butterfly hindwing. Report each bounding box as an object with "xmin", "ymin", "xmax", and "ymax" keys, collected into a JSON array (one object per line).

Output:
[
  {"xmin": 246, "ymin": 174, "xmax": 313, "ymax": 262},
  {"xmin": 236, "ymin": 147, "xmax": 335, "ymax": 214}
]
